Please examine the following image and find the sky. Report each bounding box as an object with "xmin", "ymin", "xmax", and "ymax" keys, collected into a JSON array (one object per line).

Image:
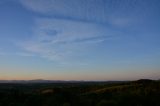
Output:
[{"xmin": 0, "ymin": 0, "xmax": 160, "ymax": 80}]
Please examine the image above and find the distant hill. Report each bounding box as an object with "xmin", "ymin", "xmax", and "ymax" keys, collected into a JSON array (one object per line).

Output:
[{"xmin": 0, "ymin": 79, "xmax": 126, "ymax": 83}]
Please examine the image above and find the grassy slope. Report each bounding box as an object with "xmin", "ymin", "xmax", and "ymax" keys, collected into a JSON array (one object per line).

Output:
[{"xmin": 0, "ymin": 80, "xmax": 159, "ymax": 106}]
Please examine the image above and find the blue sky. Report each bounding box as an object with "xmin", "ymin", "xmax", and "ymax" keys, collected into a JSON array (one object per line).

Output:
[{"xmin": 0, "ymin": 0, "xmax": 160, "ymax": 80}]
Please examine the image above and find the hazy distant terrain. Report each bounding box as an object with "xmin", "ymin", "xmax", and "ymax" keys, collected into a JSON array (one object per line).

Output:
[{"xmin": 0, "ymin": 79, "xmax": 159, "ymax": 106}]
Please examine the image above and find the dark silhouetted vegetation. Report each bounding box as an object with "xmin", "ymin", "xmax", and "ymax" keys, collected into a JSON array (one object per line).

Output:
[{"xmin": 0, "ymin": 79, "xmax": 159, "ymax": 106}]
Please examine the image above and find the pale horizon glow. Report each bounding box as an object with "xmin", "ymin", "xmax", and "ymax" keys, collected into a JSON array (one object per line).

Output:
[{"xmin": 0, "ymin": 0, "xmax": 160, "ymax": 80}]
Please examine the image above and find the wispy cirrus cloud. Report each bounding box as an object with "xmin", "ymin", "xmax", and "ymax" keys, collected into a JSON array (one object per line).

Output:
[
  {"xmin": 19, "ymin": 0, "xmax": 107, "ymax": 22},
  {"xmin": 17, "ymin": 0, "xmax": 143, "ymax": 62},
  {"xmin": 19, "ymin": 0, "xmax": 141, "ymax": 27},
  {"xmin": 20, "ymin": 18, "xmax": 116, "ymax": 62}
]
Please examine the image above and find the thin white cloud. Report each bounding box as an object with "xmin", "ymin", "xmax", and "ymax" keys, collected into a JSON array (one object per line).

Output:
[
  {"xmin": 17, "ymin": 0, "xmax": 139, "ymax": 62},
  {"xmin": 19, "ymin": 0, "xmax": 107, "ymax": 22},
  {"xmin": 20, "ymin": 18, "xmax": 115, "ymax": 62},
  {"xmin": 19, "ymin": 0, "xmax": 137, "ymax": 27}
]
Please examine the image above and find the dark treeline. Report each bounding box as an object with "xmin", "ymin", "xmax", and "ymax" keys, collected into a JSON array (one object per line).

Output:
[{"xmin": 0, "ymin": 79, "xmax": 159, "ymax": 106}]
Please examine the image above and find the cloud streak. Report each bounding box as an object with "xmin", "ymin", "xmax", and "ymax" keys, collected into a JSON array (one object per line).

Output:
[
  {"xmin": 20, "ymin": 18, "xmax": 116, "ymax": 62},
  {"xmin": 17, "ymin": 0, "xmax": 147, "ymax": 62},
  {"xmin": 19, "ymin": 0, "xmax": 142, "ymax": 27}
]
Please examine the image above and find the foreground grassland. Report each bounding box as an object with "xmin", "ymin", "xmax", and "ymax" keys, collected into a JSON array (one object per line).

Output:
[{"xmin": 0, "ymin": 79, "xmax": 159, "ymax": 106}]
